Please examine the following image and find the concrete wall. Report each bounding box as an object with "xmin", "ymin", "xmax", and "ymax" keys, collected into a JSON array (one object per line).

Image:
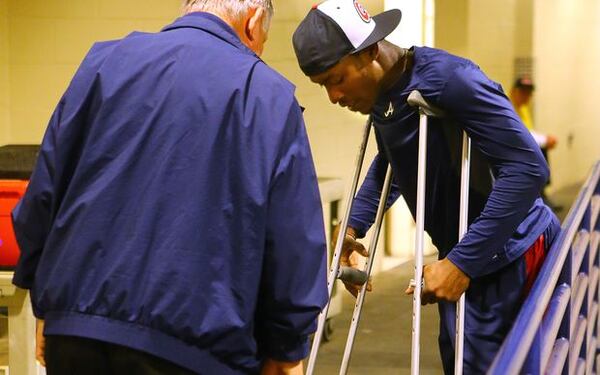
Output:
[
  {"xmin": 436, "ymin": 0, "xmax": 599, "ymax": 194},
  {"xmin": 0, "ymin": 0, "xmax": 9, "ymax": 144},
  {"xmin": 4, "ymin": 0, "xmax": 181, "ymax": 144},
  {"xmin": 434, "ymin": 0, "xmax": 469, "ymax": 57},
  {"xmin": 514, "ymin": 0, "xmax": 533, "ymax": 58},
  {"xmin": 466, "ymin": 0, "xmax": 517, "ymax": 90},
  {"xmin": 435, "ymin": 0, "xmax": 519, "ymax": 92},
  {"xmin": 3, "ymin": 0, "xmax": 384, "ymax": 182},
  {"xmin": 533, "ymin": 0, "xmax": 600, "ymax": 189}
]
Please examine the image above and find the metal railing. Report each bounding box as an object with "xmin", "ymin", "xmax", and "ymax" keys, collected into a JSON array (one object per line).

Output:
[{"xmin": 489, "ymin": 160, "xmax": 600, "ymax": 374}]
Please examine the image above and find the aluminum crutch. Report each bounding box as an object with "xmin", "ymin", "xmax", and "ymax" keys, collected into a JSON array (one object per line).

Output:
[
  {"xmin": 338, "ymin": 163, "xmax": 393, "ymax": 375},
  {"xmin": 407, "ymin": 90, "xmax": 471, "ymax": 374},
  {"xmin": 455, "ymin": 123, "xmax": 471, "ymax": 375},
  {"xmin": 406, "ymin": 90, "xmax": 446, "ymax": 375},
  {"xmin": 334, "ymin": 91, "xmax": 443, "ymax": 374},
  {"xmin": 306, "ymin": 118, "xmax": 374, "ymax": 375}
]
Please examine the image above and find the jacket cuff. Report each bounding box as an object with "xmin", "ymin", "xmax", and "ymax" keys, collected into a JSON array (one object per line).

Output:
[
  {"xmin": 12, "ymin": 272, "xmax": 32, "ymax": 290},
  {"xmin": 30, "ymin": 299, "xmax": 45, "ymax": 319},
  {"xmin": 262, "ymin": 334, "xmax": 309, "ymax": 362},
  {"xmin": 446, "ymin": 250, "xmax": 510, "ymax": 279},
  {"xmin": 347, "ymin": 218, "xmax": 369, "ymax": 239}
]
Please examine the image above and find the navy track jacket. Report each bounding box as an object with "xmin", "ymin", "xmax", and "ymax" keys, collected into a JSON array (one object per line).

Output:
[
  {"xmin": 348, "ymin": 47, "xmax": 557, "ymax": 278},
  {"xmin": 12, "ymin": 12, "xmax": 328, "ymax": 374}
]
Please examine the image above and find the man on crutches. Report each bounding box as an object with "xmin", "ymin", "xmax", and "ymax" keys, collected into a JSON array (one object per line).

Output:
[{"xmin": 292, "ymin": 0, "xmax": 561, "ymax": 373}]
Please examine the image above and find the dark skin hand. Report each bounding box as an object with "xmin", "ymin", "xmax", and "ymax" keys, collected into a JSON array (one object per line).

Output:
[
  {"xmin": 332, "ymin": 225, "xmax": 372, "ymax": 297},
  {"xmin": 405, "ymin": 258, "xmax": 471, "ymax": 305},
  {"xmin": 333, "ymin": 225, "xmax": 470, "ymax": 302},
  {"xmin": 36, "ymin": 319, "xmax": 45, "ymax": 366},
  {"xmin": 260, "ymin": 359, "xmax": 303, "ymax": 375}
]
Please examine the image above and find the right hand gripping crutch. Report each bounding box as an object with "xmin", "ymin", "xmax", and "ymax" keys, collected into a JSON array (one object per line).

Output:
[
  {"xmin": 407, "ymin": 91, "xmax": 470, "ymax": 375},
  {"xmin": 454, "ymin": 108, "xmax": 471, "ymax": 375}
]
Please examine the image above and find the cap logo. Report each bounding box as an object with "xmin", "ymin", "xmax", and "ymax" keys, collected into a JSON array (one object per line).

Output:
[{"xmin": 353, "ymin": 0, "xmax": 371, "ymax": 23}]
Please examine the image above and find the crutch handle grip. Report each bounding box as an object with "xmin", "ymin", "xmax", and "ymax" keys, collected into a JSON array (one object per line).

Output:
[
  {"xmin": 408, "ymin": 278, "xmax": 425, "ymax": 289},
  {"xmin": 337, "ymin": 267, "xmax": 369, "ymax": 285}
]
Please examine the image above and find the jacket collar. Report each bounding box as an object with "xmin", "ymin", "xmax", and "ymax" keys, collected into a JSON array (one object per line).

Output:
[{"xmin": 161, "ymin": 12, "xmax": 257, "ymax": 57}]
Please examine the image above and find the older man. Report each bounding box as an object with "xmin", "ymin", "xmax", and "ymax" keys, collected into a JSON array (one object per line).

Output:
[
  {"xmin": 12, "ymin": 1, "xmax": 327, "ymax": 374},
  {"xmin": 292, "ymin": 0, "xmax": 560, "ymax": 373}
]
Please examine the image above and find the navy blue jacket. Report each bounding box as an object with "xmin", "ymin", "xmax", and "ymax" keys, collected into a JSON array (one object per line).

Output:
[
  {"xmin": 12, "ymin": 12, "xmax": 327, "ymax": 374},
  {"xmin": 349, "ymin": 47, "xmax": 557, "ymax": 278}
]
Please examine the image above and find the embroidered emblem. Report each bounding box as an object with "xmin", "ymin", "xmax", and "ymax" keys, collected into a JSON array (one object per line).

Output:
[
  {"xmin": 384, "ymin": 102, "xmax": 394, "ymax": 117},
  {"xmin": 353, "ymin": 0, "xmax": 371, "ymax": 23}
]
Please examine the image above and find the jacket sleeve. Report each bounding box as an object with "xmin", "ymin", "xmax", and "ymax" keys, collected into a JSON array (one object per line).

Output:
[
  {"xmin": 439, "ymin": 65, "xmax": 548, "ymax": 278},
  {"xmin": 11, "ymin": 102, "xmax": 62, "ymax": 294},
  {"xmin": 256, "ymin": 100, "xmax": 328, "ymax": 361},
  {"xmin": 348, "ymin": 153, "xmax": 401, "ymax": 238}
]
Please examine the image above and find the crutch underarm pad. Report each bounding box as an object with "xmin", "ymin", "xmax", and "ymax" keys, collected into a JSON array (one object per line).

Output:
[{"xmin": 407, "ymin": 90, "xmax": 445, "ymax": 117}]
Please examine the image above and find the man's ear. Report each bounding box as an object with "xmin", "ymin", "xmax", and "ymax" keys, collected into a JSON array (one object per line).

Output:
[
  {"xmin": 356, "ymin": 43, "xmax": 379, "ymax": 68},
  {"xmin": 245, "ymin": 7, "xmax": 265, "ymax": 42},
  {"xmin": 365, "ymin": 43, "xmax": 379, "ymax": 61}
]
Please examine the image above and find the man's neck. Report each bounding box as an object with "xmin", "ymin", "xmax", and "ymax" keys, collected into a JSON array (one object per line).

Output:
[{"xmin": 377, "ymin": 41, "xmax": 412, "ymax": 94}]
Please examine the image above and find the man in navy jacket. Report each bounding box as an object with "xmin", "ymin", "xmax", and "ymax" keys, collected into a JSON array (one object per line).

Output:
[
  {"xmin": 12, "ymin": 1, "xmax": 327, "ymax": 374},
  {"xmin": 293, "ymin": 0, "xmax": 560, "ymax": 373}
]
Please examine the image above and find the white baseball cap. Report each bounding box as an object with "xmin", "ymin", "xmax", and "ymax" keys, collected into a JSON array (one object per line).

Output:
[{"xmin": 293, "ymin": 0, "xmax": 402, "ymax": 76}]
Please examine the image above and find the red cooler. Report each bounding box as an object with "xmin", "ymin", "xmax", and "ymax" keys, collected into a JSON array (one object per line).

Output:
[{"xmin": 0, "ymin": 145, "xmax": 40, "ymax": 270}]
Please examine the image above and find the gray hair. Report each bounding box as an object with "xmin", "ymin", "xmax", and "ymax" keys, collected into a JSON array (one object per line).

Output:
[{"xmin": 183, "ymin": 0, "xmax": 274, "ymax": 31}]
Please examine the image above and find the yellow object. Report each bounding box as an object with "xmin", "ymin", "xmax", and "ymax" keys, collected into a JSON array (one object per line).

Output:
[
  {"xmin": 1, "ymin": 0, "xmax": 182, "ymax": 145},
  {"xmin": 515, "ymin": 103, "xmax": 533, "ymax": 130}
]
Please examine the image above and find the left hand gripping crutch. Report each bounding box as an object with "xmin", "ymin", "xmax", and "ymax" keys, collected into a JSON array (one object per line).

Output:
[
  {"xmin": 306, "ymin": 118, "xmax": 374, "ymax": 375},
  {"xmin": 338, "ymin": 163, "xmax": 394, "ymax": 375},
  {"xmin": 301, "ymin": 118, "xmax": 393, "ymax": 374},
  {"xmin": 407, "ymin": 91, "xmax": 470, "ymax": 375}
]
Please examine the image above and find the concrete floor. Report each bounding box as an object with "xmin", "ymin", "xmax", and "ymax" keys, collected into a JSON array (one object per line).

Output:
[
  {"xmin": 0, "ymin": 310, "xmax": 7, "ymax": 374},
  {"xmin": 312, "ymin": 255, "xmax": 443, "ymax": 375}
]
